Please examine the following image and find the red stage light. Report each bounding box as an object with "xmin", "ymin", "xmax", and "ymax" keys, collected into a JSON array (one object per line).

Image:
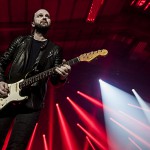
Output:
[
  {"xmin": 87, "ymin": 0, "xmax": 104, "ymax": 22},
  {"xmin": 43, "ymin": 134, "xmax": 48, "ymax": 150},
  {"xmin": 67, "ymin": 97, "xmax": 106, "ymax": 141},
  {"xmin": 128, "ymin": 137, "xmax": 142, "ymax": 150},
  {"xmin": 130, "ymin": 0, "xmax": 136, "ymax": 5},
  {"xmin": 56, "ymin": 104, "xmax": 79, "ymax": 150},
  {"xmin": 86, "ymin": 136, "xmax": 96, "ymax": 150},
  {"xmin": 144, "ymin": 2, "xmax": 150, "ymax": 10},
  {"xmin": 47, "ymin": 84, "xmax": 55, "ymax": 150},
  {"xmin": 120, "ymin": 111, "xmax": 150, "ymax": 131},
  {"xmin": 130, "ymin": 0, "xmax": 150, "ymax": 11},
  {"xmin": 136, "ymin": 0, "xmax": 146, "ymax": 7},
  {"xmin": 110, "ymin": 118, "xmax": 150, "ymax": 148},
  {"xmin": 77, "ymin": 123, "xmax": 106, "ymax": 150},
  {"xmin": 2, "ymin": 121, "xmax": 14, "ymax": 150},
  {"xmin": 77, "ymin": 91, "xmax": 103, "ymax": 108},
  {"xmin": 83, "ymin": 139, "xmax": 89, "ymax": 150},
  {"xmin": 26, "ymin": 123, "xmax": 38, "ymax": 150}
]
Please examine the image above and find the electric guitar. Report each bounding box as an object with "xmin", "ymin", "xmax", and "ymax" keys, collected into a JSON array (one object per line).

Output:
[{"xmin": 0, "ymin": 49, "xmax": 108, "ymax": 110}]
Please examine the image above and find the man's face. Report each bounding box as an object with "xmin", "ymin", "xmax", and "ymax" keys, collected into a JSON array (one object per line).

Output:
[{"xmin": 32, "ymin": 9, "xmax": 51, "ymax": 29}]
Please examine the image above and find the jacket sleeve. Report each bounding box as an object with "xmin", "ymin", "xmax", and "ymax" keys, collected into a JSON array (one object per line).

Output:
[
  {"xmin": 0, "ymin": 36, "xmax": 24, "ymax": 81},
  {"xmin": 50, "ymin": 45, "xmax": 67, "ymax": 86}
]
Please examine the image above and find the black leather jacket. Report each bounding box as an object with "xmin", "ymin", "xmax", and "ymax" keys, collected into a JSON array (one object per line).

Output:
[{"xmin": 0, "ymin": 35, "xmax": 64, "ymax": 110}]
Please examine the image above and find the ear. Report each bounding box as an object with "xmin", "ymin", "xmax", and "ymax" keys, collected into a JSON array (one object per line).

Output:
[{"xmin": 31, "ymin": 22, "xmax": 35, "ymax": 27}]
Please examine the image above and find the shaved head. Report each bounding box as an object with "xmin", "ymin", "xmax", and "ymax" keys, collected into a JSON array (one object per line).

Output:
[
  {"xmin": 34, "ymin": 9, "xmax": 50, "ymax": 19},
  {"xmin": 32, "ymin": 9, "xmax": 51, "ymax": 34}
]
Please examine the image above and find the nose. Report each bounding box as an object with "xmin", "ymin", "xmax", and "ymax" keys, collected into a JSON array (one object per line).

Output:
[{"xmin": 43, "ymin": 16, "xmax": 47, "ymax": 20}]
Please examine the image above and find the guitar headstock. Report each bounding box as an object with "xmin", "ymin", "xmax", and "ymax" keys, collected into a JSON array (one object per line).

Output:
[{"xmin": 79, "ymin": 49, "xmax": 108, "ymax": 62}]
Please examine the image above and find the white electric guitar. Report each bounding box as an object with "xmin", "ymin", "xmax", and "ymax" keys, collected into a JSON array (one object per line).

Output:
[{"xmin": 0, "ymin": 49, "xmax": 108, "ymax": 110}]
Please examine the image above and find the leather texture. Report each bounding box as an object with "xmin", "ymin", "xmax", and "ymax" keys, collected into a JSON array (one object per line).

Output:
[{"xmin": 0, "ymin": 35, "xmax": 64, "ymax": 110}]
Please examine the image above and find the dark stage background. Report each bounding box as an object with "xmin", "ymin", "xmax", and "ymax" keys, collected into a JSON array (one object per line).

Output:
[{"xmin": 0, "ymin": 0, "xmax": 150, "ymax": 149}]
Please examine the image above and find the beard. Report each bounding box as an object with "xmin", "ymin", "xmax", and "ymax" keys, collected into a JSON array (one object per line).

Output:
[{"xmin": 34, "ymin": 23, "xmax": 50, "ymax": 34}]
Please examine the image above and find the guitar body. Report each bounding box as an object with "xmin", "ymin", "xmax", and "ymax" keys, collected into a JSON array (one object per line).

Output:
[{"xmin": 0, "ymin": 79, "xmax": 28, "ymax": 110}]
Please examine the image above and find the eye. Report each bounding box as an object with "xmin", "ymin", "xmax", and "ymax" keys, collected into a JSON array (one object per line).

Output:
[
  {"xmin": 38, "ymin": 14, "xmax": 43, "ymax": 17},
  {"xmin": 45, "ymin": 14, "xmax": 50, "ymax": 18}
]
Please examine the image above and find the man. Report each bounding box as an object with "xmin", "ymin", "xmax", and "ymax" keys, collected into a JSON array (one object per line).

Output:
[{"xmin": 0, "ymin": 9, "xmax": 71, "ymax": 150}]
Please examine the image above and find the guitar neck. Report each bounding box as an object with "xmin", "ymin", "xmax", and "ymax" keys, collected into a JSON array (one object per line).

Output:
[{"xmin": 19, "ymin": 57, "xmax": 80, "ymax": 89}]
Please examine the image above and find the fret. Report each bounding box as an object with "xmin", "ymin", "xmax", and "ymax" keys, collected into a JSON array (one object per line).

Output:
[
  {"xmin": 26, "ymin": 78, "xmax": 33, "ymax": 85},
  {"xmin": 19, "ymin": 56, "xmax": 80, "ymax": 89},
  {"xmin": 39, "ymin": 73, "xmax": 43, "ymax": 79},
  {"xmin": 25, "ymin": 80, "xmax": 28, "ymax": 86},
  {"xmin": 67, "ymin": 57, "xmax": 79, "ymax": 66},
  {"xmin": 19, "ymin": 82, "xmax": 24, "ymax": 89},
  {"xmin": 42, "ymin": 72, "xmax": 46, "ymax": 78},
  {"xmin": 34, "ymin": 75, "xmax": 40, "ymax": 81},
  {"xmin": 48, "ymin": 70, "xmax": 52, "ymax": 75},
  {"xmin": 51, "ymin": 68, "xmax": 55, "ymax": 74}
]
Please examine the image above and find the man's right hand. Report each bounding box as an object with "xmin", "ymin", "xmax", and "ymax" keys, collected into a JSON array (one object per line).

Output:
[{"xmin": 0, "ymin": 81, "xmax": 9, "ymax": 98}]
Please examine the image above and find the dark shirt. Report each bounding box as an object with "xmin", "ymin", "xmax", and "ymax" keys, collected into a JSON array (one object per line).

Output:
[{"xmin": 26, "ymin": 39, "xmax": 46, "ymax": 71}]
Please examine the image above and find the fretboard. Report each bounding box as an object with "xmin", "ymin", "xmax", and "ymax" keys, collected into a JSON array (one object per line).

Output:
[{"xmin": 19, "ymin": 57, "xmax": 79, "ymax": 89}]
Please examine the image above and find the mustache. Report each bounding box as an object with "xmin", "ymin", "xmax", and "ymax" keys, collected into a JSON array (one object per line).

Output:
[{"xmin": 40, "ymin": 20, "xmax": 48, "ymax": 24}]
